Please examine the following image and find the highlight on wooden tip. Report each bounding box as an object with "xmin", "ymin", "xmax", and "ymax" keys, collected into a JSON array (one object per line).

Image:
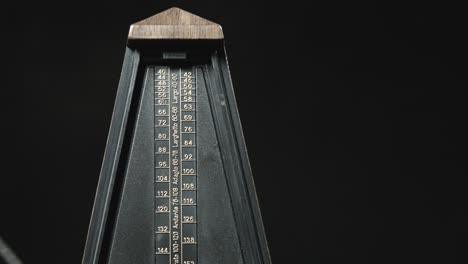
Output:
[{"xmin": 128, "ymin": 7, "xmax": 224, "ymax": 40}]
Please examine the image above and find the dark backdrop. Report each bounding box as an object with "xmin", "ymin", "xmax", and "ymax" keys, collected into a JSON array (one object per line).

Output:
[{"xmin": 2, "ymin": 1, "xmax": 467, "ymax": 263}]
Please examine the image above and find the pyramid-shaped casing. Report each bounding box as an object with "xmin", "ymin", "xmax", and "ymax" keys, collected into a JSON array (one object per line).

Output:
[{"xmin": 82, "ymin": 7, "xmax": 270, "ymax": 264}]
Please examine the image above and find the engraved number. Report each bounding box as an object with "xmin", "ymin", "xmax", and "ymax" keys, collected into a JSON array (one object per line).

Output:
[
  {"xmin": 156, "ymin": 175, "xmax": 168, "ymax": 182},
  {"xmin": 183, "ymin": 216, "xmax": 194, "ymax": 223},
  {"xmin": 157, "ymin": 247, "xmax": 169, "ymax": 254},
  {"xmin": 157, "ymin": 206, "xmax": 169, "ymax": 212},
  {"xmin": 183, "ymin": 198, "xmax": 194, "ymax": 204},
  {"xmin": 183, "ymin": 237, "xmax": 195, "ymax": 243},
  {"xmin": 157, "ymin": 226, "xmax": 169, "ymax": 232},
  {"xmin": 183, "ymin": 183, "xmax": 195, "ymax": 189},
  {"xmin": 183, "ymin": 154, "xmax": 193, "ymax": 160},
  {"xmin": 183, "ymin": 168, "xmax": 195, "ymax": 174},
  {"xmin": 158, "ymin": 147, "xmax": 167, "ymax": 153},
  {"xmin": 157, "ymin": 191, "xmax": 169, "ymax": 197}
]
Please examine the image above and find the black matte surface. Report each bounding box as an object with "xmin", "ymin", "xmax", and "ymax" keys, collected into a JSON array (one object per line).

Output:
[{"xmin": 107, "ymin": 67, "xmax": 154, "ymax": 264}]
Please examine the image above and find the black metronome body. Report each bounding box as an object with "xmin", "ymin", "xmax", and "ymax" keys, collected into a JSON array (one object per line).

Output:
[{"xmin": 82, "ymin": 8, "xmax": 271, "ymax": 264}]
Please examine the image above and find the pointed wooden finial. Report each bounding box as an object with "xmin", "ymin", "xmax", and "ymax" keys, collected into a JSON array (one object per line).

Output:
[{"xmin": 128, "ymin": 7, "xmax": 224, "ymax": 40}]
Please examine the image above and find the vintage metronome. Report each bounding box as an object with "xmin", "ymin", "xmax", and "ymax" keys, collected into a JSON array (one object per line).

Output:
[{"xmin": 82, "ymin": 7, "xmax": 271, "ymax": 264}]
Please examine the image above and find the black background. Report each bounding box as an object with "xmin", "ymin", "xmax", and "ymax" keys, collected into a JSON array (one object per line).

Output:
[{"xmin": 2, "ymin": 0, "xmax": 467, "ymax": 263}]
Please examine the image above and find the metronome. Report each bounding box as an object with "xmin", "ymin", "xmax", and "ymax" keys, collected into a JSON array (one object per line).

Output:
[{"xmin": 82, "ymin": 7, "xmax": 271, "ymax": 264}]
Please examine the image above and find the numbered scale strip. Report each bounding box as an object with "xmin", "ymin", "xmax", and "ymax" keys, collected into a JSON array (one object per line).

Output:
[{"xmin": 155, "ymin": 66, "xmax": 197, "ymax": 264}]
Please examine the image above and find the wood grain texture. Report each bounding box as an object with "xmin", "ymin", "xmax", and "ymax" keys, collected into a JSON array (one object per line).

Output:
[{"xmin": 129, "ymin": 7, "xmax": 224, "ymax": 40}]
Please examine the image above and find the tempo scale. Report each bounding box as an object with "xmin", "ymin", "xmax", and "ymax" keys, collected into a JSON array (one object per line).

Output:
[{"xmin": 82, "ymin": 8, "xmax": 271, "ymax": 264}]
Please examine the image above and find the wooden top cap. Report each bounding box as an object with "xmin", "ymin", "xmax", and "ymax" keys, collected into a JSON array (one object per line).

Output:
[{"xmin": 129, "ymin": 7, "xmax": 224, "ymax": 40}]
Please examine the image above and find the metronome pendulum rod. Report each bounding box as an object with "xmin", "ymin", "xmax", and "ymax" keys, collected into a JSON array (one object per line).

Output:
[{"xmin": 0, "ymin": 236, "xmax": 23, "ymax": 264}]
